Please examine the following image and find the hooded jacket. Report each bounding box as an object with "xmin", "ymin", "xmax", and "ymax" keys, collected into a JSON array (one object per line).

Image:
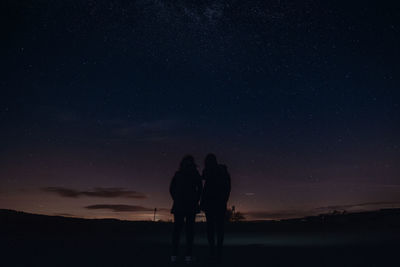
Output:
[
  {"xmin": 169, "ymin": 168, "xmax": 202, "ymax": 214},
  {"xmin": 201, "ymin": 164, "xmax": 231, "ymax": 212}
]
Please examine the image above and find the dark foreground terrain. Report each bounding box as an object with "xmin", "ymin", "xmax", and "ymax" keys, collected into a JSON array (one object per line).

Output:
[{"xmin": 1, "ymin": 209, "xmax": 400, "ymax": 266}]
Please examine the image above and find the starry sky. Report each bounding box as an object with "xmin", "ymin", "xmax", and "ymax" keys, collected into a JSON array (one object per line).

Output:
[{"xmin": 1, "ymin": 0, "xmax": 399, "ymax": 221}]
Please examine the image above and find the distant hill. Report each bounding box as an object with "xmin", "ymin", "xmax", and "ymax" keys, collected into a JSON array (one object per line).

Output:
[
  {"xmin": 0, "ymin": 209, "xmax": 171, "ymax": 239},
  {"xmin": 1, "ymin": 208, "xmax": 400, "ymax": 235}
]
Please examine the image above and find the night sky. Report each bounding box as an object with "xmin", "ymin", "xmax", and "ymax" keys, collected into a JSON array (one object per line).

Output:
[{"xmin": 1, "ymin": 0, "xmax": 399, "ymax": 221}]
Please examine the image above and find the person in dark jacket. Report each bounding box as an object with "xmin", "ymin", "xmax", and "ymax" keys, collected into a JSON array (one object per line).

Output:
[
  {"xmin": 200, "ymin": 153, "xmax": 231, "ymax": 262},
  {"xmin": 169, "ymin": 155, "xmax": 202, "ymax": 263}
]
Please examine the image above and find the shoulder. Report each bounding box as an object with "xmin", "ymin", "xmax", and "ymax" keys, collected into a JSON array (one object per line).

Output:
[{"xmin": 174, "ymin": 170, "xmax": 182, "ymax": 178}]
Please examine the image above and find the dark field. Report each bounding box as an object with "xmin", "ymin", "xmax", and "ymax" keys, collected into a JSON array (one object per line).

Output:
[{"xmin": 1, "ymin": 210, "xmax": 399, "ymax": 266}]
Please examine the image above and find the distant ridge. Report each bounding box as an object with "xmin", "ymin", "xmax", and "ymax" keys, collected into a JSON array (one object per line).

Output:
[
  {"xmin": 1, "ymin": 208, "xmax": 400, "ymax": 225},
  {"xmin": 0, "ymin": 209, "xmax": 124, "ymax": 222}
]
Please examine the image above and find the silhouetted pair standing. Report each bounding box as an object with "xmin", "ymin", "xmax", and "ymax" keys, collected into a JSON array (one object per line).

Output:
[{"xmin": 169, "ymin": 154, "xmax": 231, "ymax": 263}]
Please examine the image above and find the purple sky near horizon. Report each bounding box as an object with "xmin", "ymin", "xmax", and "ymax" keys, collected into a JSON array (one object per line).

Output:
[{"xmin": 1, "ymin": 1, "xmax": 399, "ymax": 220}]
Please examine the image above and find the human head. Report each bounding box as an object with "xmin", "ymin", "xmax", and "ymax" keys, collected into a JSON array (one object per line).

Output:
[
  {"xmin": 179, "ymin": 155, "xmax": 196, "ymax": 171},
  {"xmin": 204, "ymin": 153, "xmax": 218, "ymax": 169}
]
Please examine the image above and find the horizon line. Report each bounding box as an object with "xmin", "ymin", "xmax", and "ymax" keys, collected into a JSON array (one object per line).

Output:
[{"xmin": 1, "ymin": 207, "xmax": 399, "ymax": 223}]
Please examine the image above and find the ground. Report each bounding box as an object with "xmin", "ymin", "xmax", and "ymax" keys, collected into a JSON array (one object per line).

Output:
[{"xmin": 1, "ymin": 211, "xmax": 399, "ymax": 266}]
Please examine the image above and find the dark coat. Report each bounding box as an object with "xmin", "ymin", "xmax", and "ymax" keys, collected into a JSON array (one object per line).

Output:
[
  {"xmin": 169, "ymin": 168, "xmax": 202, "ymax": 214},
  {"xmin": 200, "ymin": 164, "xmax": 231, "ymax": 212}
]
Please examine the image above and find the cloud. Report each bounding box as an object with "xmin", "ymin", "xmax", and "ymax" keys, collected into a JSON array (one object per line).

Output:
[
  {"xmin": 244, "ymin": 200, "xmax": 400, "ymax": 221},
  {"xmin": 53, "ymin": 213, "xmax": 75, "ymax": 217},
  {"xmin": 85, "ymin": 204, "xmax": 154, "ymax": 212},
  {"xmin": 314, "ymin": 201, "xmax": 400, "ymax": 212},
  {"xmin": 42, "ymin": 187, "xmax": 147, "ymax": 199},
  {"xmin": 245, "ymin": 210, "xmax": 303, "ymax": 220},
  {"xmin": 245, "ymin": 201, "xmax": 400, "ymax": 220}
]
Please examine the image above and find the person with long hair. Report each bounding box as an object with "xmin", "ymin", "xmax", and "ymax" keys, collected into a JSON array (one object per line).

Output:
[
  {"xmin": 169, "ymin": 155, "xmax": 202, "ymax": 263},
  {"xmin": 201, "ymin": 153, "xmax": 231, "ymax": 263}
]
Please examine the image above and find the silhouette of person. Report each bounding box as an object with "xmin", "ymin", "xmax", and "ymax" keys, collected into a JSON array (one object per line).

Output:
[
  {"xmin": 169, "ymin": 155, "xmax": 202, "ymax": 263},
  {"xmin": 200, "ymin": 153, "xmax": 231, "ymax": 262}
]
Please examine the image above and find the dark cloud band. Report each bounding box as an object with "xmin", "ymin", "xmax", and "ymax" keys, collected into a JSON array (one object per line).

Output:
[
  {"xmin": 42, "ymin": 187, "xmax": 146, "ymax": 199},
  {"xmin": 314, "ymin": 201, "xmax": 400, "ymax": 212},
  {"xmin": 246, "ymin": 201, "xmax": 400, "ymax": 220},
  {"xmin": 85, "ymin": 204, "xmax": 153, "ymax": 212}
]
